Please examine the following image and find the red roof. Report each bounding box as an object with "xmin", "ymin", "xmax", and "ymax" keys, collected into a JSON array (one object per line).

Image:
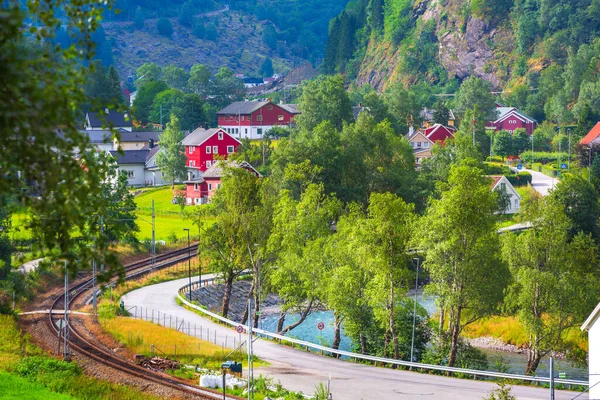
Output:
[
  {"xmin": 424, "ymin": 124, "xmax": 455, "ymax": 143},
  {"xmin": 580, "ymin": 122, "xmax": 600, "ymax": 145},
  {"xmin": 488, "ymin": 175, "xmax": 503, "ymax": 189}
]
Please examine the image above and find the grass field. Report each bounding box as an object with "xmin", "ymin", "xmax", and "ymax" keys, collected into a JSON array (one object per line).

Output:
[
  {"xmin": 0, "ymin": 372, "xmax": 76, "ymax": 400},
  {"xmin": 134, "ymin": 185, "xmax": 186, "ymax": 214}
]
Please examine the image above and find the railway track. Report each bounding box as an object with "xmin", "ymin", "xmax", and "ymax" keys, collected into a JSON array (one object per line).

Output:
[{"xmin": 46, "ymin": 246, "xmax": 241, "ymax": 400}]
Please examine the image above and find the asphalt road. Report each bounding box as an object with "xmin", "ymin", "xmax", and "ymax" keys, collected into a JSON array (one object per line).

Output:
[
  {"xmin": 524, "ymin": 168, "xmax": 558, "ymax": 196},
  {"xmin": 122, "ymin": 277, "xmax": 580, "ymax": 400}
]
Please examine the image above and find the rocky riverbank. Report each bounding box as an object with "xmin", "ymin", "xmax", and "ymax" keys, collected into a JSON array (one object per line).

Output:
[{"xmin": 468, "ymin": 336, "xmax": 567, "ymax": 360}]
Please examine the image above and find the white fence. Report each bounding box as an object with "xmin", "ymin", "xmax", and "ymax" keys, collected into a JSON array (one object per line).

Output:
[{"xmin": 177, "ymin": 281, "xmax": 588, "ymax": 388}]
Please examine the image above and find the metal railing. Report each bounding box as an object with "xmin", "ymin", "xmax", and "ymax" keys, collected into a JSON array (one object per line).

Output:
[{"xmin": 177, "ymin": 281, "xmax": 588, "ymax": 387}]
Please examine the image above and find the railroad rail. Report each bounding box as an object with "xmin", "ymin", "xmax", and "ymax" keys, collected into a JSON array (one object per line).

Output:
[{"xmin": 46, "ymin": 246, "xmax": 242, "ymax": 400}]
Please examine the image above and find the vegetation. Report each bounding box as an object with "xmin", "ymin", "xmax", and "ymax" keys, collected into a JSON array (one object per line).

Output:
[{"xmin": 156, "ymin": 115, "xmax": 188, "ymax": 188}]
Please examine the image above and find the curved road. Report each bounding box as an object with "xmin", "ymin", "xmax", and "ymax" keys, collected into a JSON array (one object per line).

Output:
[
  {"xmin": 122, "ymin": 277, "xmax": 577, "ymax": 400},
  {"xmin": 524, "ymin": 168, "xmax": 558, "ymax": 196}
]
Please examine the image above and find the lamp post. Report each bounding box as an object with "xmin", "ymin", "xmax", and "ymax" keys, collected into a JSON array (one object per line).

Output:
[
  {"xmin": 410, "ymin": 257, "xmax": 420, "ymax": 363},
  {"xmin": 183, "ymin": 228, "xmax": 191, "ymax": 300}
]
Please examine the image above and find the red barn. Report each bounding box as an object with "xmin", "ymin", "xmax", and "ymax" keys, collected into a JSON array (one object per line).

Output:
[
  {"xmin": 182, "ymin": 127, "xmax": 241, "ymax": 173},
  {"xmin": 217, "ymin": 100, "xmax": 300, "ymax": 140},
  {"xmin": 184, "ymin": 161, "xmax": 261, "ymax": 205},
  {"xmin": 486, "ymin": 105, "xmax": 537, "ymax": 135}
]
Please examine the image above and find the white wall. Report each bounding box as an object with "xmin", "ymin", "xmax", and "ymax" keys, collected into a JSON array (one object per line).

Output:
[
  {"xmin": 591, "ymin": 322, "xmax": 600, "ymax": 399},
  {"xmin": 220, "ymin": 125, "xmax": 290, "ymax": 140},
  {"xmin": 118, "ymin": 165, "xmax": 145, "ymax": 187},
  {"xmin": 144, "ymin": 169, "xmax": 169, "ymax": 187}
]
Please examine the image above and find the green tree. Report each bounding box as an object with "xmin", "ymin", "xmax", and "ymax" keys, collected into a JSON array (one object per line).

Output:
[
  {"xmin": 550, "ymin": 174, "xmax": 600, "ymax": 239},
  {"xmin": 149, "ymin": 88, "xmax": 183, "ymax": 125},
  {"xmin": 85, "ymin": 61, "xmax": 111, "ymax": 102},
  {"xmin": 262, "ymin": 25, "xmax": 278, "ymax": 49},
  {"xmin": 492, "ymin": 130, "xmax": 513, "ymax": 161},
  {"xmin": 192, "ymin": 19, "xmax": 205, "ymax": 38},
  {"xmin": 188, "ymin": 64, "xmax": 211, "ymax": 97},
  {"xmin": 433, "ymin": 99, "xmax": 451, "ymax": 126},
  {"xmin": 503, "ymin": 195, "xmax": 600, "ymax": 374},
  {"xmin": 512, "ymin": 128, "xmax": 530, "ymax": 154},
  {"xmin": 205, "ymin": 23, "xmax": 218, "ymax": 41},
  {"xmin": 259, "ymin": 57, "xmax": 274, "ymax": 77},
  {"xmin": 176, "ymin": 93, "xmax": 207, "ymax": 131},
  {"xmin": 178, "ymin": 1, "xmax": 194, "ymax": 27},
  {"xmin": 136, "ymin": 62, "xmax": 162, "ymax": 85},
  {"xmin": 455, "ymin": 77, "xmax": 497, "ymax": 122},
  {"xmin": 132, "ymin": 80, "xmax": 168, "ymax": 124},
  {"xmin": 296, "ymin": 75, "xmax": 353, "ymax": 131},
  {"xmin": 133, "ymin": 6, "xmax": 145, "ymax": 29},
  {"xmin": 419, "ymin": 163, "xmax": 508, "ymax": 369},
  {"xmin": 156, "ymin": 115, "xmax": 187, "ymax": 188},
  {"xmin": 106, "ymin": 65, "xmax": 124, "ymax": 104},
  {"xmin": 162, "ymin": 65, "xmax": 190, "ymax": 91},
  {"xmin": 211, "ymin": 67, "xmax": 246, "ymax": 107},
  {"xmin": 157, "ymin": 18, "xmax": 174, "ymax": 38},
  {"xmin": 384, "ymin": 83, "xmax": 422, "ymax": 135}
]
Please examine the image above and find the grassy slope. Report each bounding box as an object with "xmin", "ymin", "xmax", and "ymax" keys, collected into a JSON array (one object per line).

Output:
[{"xmin": 0, "ymin": 372, "xmax": 76, "ymax": 400}]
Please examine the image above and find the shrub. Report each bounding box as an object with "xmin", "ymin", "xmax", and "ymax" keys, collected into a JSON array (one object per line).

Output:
[
  {"xmin": 519, "ymin": 151, "xmax": 568, "ymax": 164},
  {"xmin": 505, "ymin": 172, "xmax": 532, "ymax": 187},
  {"xmin": 157, "ymin": 18, "xmax": 173, "ymax": 37}
]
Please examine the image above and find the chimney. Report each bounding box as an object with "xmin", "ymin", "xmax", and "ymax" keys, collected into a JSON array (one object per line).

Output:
[
  {"xmin": 148, "ymin": 139, "xmax": 155, "ymax": 149},
  {"xmin": 409, "ymin": 126, "xmax": 414, "ymax": 136},
  {"xmin": 187, "ymin": 172, "xmax": 191, "ymax": 181},
  {"xmin": 203, "ymin": 122, "xmax": 209, "ymax": 130}
]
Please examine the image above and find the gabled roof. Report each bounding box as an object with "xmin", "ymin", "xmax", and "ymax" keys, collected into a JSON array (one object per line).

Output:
[
  {"xmin": 489, "ymin": 175, "xmax": 503, "ymax": 189},
  {"xmin": 488, "ymin": 175, "xmax": 522, "ymax": 199},
  {"xmin": 184, "ymin": 176, "xmax": 205, "ymax": 184},
  {"xmin": 87, "ymin": 110, "xmax": 132, "ymax": 128},
  {"xmin": 202, "ymin": 160, "xmax": 261, "ymax": 179},
  {"xmin": 424, "ymin": 124, "xmax": 455, "ymax": 143},
  {"xmin": 217, "ymin": 101, "xmax": 269, "ymax": 115},
  {"xmin": 109, "ymin": 149, "xmax": 150, "ymax": 165},
  {"xmin": 181, "ymin": 128, "xmax": 242, "ymax": 146},
  {"xmin": 582, "ymin": 302, "xmax": 600, "ymax": 331},
  {"xmin": 118, "ymin": 131, "xmax": 162, "ymax": 143},
  {"xmin": 279, "ymin": 104, "xmax": 301, "ymax": 114},
  {"xmin": 145, "ymin": 146, "xmax": 162, "ymax": 169},
  {"xmin": 81, "ymin": 130, "xmax": 117, "ymax": 144},
  {"xmin": 580, "ymin": 122, "xmax": 600, "ymax": 146},
  {"xmin": 494, "ymin": 106, "xmax": 537, "ymax": 124}
]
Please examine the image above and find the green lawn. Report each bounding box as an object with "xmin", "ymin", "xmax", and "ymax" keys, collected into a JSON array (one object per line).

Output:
[
  {"xmin": 135, "ymin": 212, "xmax": 199, "ymax": 241},
  {"xmin": 10, "ymin": 213, "xmax": 32, "ymax": 241},
  {"xmin": 0, "ymin": 372, "xmax": 76, "ymax": 400},
  {"xmin": 134, "ymin": 185, "xmax": 186, "ymax": 214}
]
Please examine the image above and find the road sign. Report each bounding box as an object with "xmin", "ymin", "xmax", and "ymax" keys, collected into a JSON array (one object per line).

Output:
[
  {"xmin": 517, "ymin": 164, "xmax": 523, "ymax": 170},
  {"xmin": 317, "ymin": 322, "xmax": 325, "ymax": 331},
  {"xmin": 236, "ymin": 325, "xmax": 244, "ymax": 333},
  {"xmin": 55, "ymin": 319, "xmax": 65, "ymax": 329},
  {"xmin": 561, "ymin": 163, "xmax": 567, "ymax": 169}
]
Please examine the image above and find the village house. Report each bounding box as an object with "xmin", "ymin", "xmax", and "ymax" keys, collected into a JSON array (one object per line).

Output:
[
  {"xmin": 420, "ymin": 107, "xmax": 456, "ymax": 128},
  {"xmin": 184, "ymin": 161, "xmax": 261, "ymax": 205},
  {"xmin": 114, "ymin": 131, "xmax": 161, "ymax": 150},
  {"xmin": 489, "ymin": 175, "xmax": 521, "ymax": 214},
  {"xmin": 217, "ymin": 100, "xmax": 300, "ymax": 140},
  {"xmin": 182, "ymin": 127, "xmax": 241, "ymax": 175},
  {"xmin": 579, "ymin": 122, "xmax": 600, "ymax": 147},
  {"xmin": 406, "ymin": 124, "xmax": 456, "ymax": 166},
  {"xmin": 486, "ymin": 103, "xmax": 537, "ymax": 135},
  {"xmin": 85, "ymin": 110, "xmax": 132, "ymax": 132},
  {"xmin": 108, "ymin": 142, "xmax": 167, "ymax": 187},
  {"xmin": 581, "ymin": 302, "xmax": 600, "ymax": 400}
]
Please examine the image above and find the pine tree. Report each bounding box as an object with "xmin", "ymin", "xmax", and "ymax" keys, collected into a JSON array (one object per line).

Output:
[
  {"xmin": 259, "ymin": 58, "xmax": 273, "ymax": 77},
  {"xmin": 106, "ymin": 65, "xmax": 123, "ymax": 104}
]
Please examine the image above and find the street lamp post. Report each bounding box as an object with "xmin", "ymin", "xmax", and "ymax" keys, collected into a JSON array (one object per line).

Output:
[
  {"xmin": 183, "ymin": 228, "xmax": 191, "ymax": 300},
  {"xmin": 410, "ymin": 257, "xmax": 420, "ymax": 363}
]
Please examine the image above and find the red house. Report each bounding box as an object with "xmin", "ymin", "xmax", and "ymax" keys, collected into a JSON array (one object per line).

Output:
[
  {"xmin": 486, "ymin": 104, "xmax": 537, "ymax": 135},
  {"xmin": 182, "ymin": 127, "xmax": 241, "ymax": 173},
  {"xmin": 217, "ymin": 100, "xmax": 300, "ymax": 140},
  {"xmin": 184, "ymin": 161, "xmax": 261, "ymax": 205}
]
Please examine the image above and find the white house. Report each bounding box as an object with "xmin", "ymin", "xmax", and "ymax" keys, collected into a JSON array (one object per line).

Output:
[
  {"xmin": 109, "ymin": 144, "xmax": 169, "ymax": 187},
  {"xmin": 489, "ymin": 175, "xmax": 521, "ymax": 214},
  {"xmin": 85, "ymin": 110, "xmax": 132, "ymax": 132},
  {"xmin": 582, "ymin": 303, "xmax": 600, "ymax": 400}
]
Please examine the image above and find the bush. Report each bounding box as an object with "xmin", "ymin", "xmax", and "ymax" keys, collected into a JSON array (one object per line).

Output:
[
  {"xmin": 519, "ymin": 151, "xmax": 568, "ymax": 164},
  {"xmin": 505, "ymin": 172, "xmax": 532, "ymax": 187},
  {"xmin": 157, "ymin": 18, "xmax": 173, "ymax": 37}
]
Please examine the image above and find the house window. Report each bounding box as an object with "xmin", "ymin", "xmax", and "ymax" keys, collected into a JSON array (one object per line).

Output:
[
  {"xmin": 126, "ymin": 170, "xmax": 135, "ymax": 178},
  {"xmin": 424, "ymin": 142, "xmax": 429, "ymax": 148},
  {"xmin": 212, "ymin": 145, "xmax": 218, "ymax": 153},
  {"xmin": 206, "ymin": 160, "xmax": 212, "ymax": 168},
  {"xmin": 189, "ymin": 160, "xmax": 195, "ymax": 167},
  {"xmin": 268, "ymin": 105, "xmax": 273, "ymax": 110},
  {"xmin": 514, "ymin": 199, "xmax": 519, "ymax": 207},
  {"xmin": 417, "ymin": 142, "xmax": 422, "ymax": 148},
  {"xmin": 208, "ymin": 183, "xmax": 213, "ymax": 191},
  {"xmin": 218, "ymin": 132, "xmax": 223, "ymax": 140},
  {"xmin": 245, "ymin": 128, "xmax": 248, "ymax": 134},
  {"xmin": 227, "ymin": 145, "xmax": 234, "ymax": 153},
  {"xmin": 235, "ymin": 128, "xmax": 238, "ymax": 135},
  {"xmin": 194, "ymin": 198, "xmax": 201, "ymax": 205},
  {"xmin": 278, "ymin": 115, "xmax": 284, "ymax": 121},
  {"xmin": 256, "ymin": 115, "xmax": 263, "ymax": 122},
  {"xmin": 194, "ymin": 183, "xmax": 199, "ymax": 191},
  {"xmin": 206, "ymin": 146, "xmax": 211, "ymax": 154},
  {"xmin": 410, "ymin": 142, "xmax": 415, "ymax": 148},
  {"xmin": 217, "ymin": 183, "xmax": 221, "ymax": 189},
  {"xmin": 189, "ymin": 146, "xmax": 195, "ymax": 153},
  {"xmin": 257, "ymin": 128, "xmax": 263, "ymax": 136}
]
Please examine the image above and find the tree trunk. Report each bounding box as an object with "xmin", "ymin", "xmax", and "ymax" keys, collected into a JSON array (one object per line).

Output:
[
  {"xmin": 332, "ymin": 312, "xmax": 342, "ymax": 357},
  {"xmin": 253, "ymin": 289, "xmax": 260, "ymax": 329},
  {"xmin": 447, "ymin": 306, "xmax": 462, "ymax": 373},
  {"xmin": 240, "ymin": 282, "xmax": 254, "ymax": 325},
  {"xmin": 438, "ymin": 302, "xmax": 445, "ymax": 335},
  {"xmin": 221, "ymin": 274, "xmax": 235, "ymax": 318},
  {"xmin": 276, "ymin": 312, "xmax": 286, "ymax": 333},
  {"xmin": 359, "ymin": 332, "xmax": 367, "ymax": 355},
  {"xmin": 279, "ymin": 301, "xmax": 314, "ymax": 334},
  {"xmin": 526, "ymin": 348, "xmax": 542, "ymax": 375},
  {"xmin": 389, "ymin": 278, "xmax": 399, "ymax": 360}
]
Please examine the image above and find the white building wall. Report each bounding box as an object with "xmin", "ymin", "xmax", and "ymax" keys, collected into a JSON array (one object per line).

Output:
[
  {"xmin": 591, "ymin": 322, "xmax": 600, "ymax": 400},
  {"xmin": 220, "ymin": 125, "xmax": 290, "ymax": 140},
  {"xmin": 118, "ymin": 165, "xmax": 145, "ymax": 187},
  {"xmin": 144, "ymin": 169, "xmax": 168, "ymax": 187}
]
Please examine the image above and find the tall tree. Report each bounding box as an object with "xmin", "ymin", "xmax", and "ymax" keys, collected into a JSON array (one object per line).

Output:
[
  {"xmin": 188, "ymin": 63, "xmax": 211, "ymax": 97},
  {"xmin": 492, "ymin": 130, "xmax": 513, "ymax": 161},
  {"xmin": 162, "ymin": 65, "xmax": 190, "ymax": 91},
  {"xmin": 503, "ymin": 195, "xmax": 600, "ymax": 374},
  {"xmin": 136, "ymin": 62, "xmax": 162, "ymax": 85},
  {"xmin": 296, "ymin": 75, "xmax": 353, "ymax": 131},
  {"xmin": 106, "ymin": 65, "xmax": 124, "ymax": 104},
  {"xmin": 259, "ymin": 57, "xmax": 274, "ymax": 77},
  {"xmin": 419, "ymin": 162, "xmax": 508, "ymax": 369},
  {"xmin": 132, "ymin": 80, "xmax": 168, "ymax": 124},
  {"xmin": 512, "ymin": 128, "xmax": 530, "ymax": 155},
  {"xmin": 550, "ymin": 174, "xmax": 600, "ymax": 239},
  {"xmin": 455, "ymin": 77, "xmax": 497, "ymax": 122},
  {"xmin": 156, "ymin": 115, "xmax": 187, "ymax": 188}
]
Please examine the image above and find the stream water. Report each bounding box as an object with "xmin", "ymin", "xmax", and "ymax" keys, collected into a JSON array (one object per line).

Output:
[{"xmin": 259, "ymin": 293, "xmax": 587, "ymax": 380}]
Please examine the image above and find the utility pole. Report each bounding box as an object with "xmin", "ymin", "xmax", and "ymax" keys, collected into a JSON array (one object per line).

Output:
[
  {"xmin": 63, "ymin": 260, "xmax": 71, "ymax": 361},
  {"xmin": 184, "ymin": 228, "xmax": 191, "ymax": 300},
  {"xmin": 410, "ymin": 258, "xmax": 420, "ymax": 363},
  {"xmin": 247, "ymin": 296, "xmax": 253, "ymax": 400},
  {"xmin": 567, "ymin": 127, "xmax": 572, "ymax": 170},
  {"xmin": 100, "ymin": 215, "xmax": 104, "ymax": 273},
  {"xmin": 152, "ymin": 199, "xmax": 156, "ymax": 267},
  {"xmin": 92, "ymin": 258, "xmax": 97, "ymax": 321},
  {"xmin": 549, "ymin": 356, "xmax": 555, "ymax": 400},
  {"xmin": 589, "ymin": 146, "xmax": 592, "ymax": 183}
]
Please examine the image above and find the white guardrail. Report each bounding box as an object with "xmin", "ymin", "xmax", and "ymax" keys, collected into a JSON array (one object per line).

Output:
[{"xmin": 177, "ymin": 281, "xmax": 588, "ymax": 387}]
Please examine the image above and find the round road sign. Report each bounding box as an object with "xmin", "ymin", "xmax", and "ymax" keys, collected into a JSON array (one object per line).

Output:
[
  {"xmin": 236, "ymin": 325, "xmax": 244, "ymax": 333},
  {"xmin": 317, "ymin": 322, "xmax": 325, "ymax": 331}
]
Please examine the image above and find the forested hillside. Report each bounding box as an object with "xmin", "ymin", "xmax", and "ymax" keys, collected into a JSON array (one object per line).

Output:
[
  {"xmin": 92, "ymin": 0, "xmax": 348, "ymax": 77},
  {"xmin": 324, "ymin": 0, "xmax": 600, "ymax": 130}
]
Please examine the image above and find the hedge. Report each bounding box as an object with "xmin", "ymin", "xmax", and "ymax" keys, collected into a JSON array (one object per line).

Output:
[
  {"xmin": 519, "ymin": 152, "xmax": 568, "ymax": 164},
  {"xmin": 505, "ymin": 172, "xmax": 532, "ymax": 187}
]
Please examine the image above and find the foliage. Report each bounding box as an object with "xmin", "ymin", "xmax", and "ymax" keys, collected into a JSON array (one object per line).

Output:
[
  {"xmin": 296, "ymin": 75, "xmax": 353, "ymax": 131},
  {"xmin": 550, "ymin": 174, "xmax": 600, "ymax": 239},
  {"xmin": 156, "ymin": 18, "xmax": 174, "ymax": 38},
  {"xmin": 492, "ymin": 130, "xmax": 514, "ymax": 160},
  {"xmin": 484, "ymin": 382, "xmax": 517, "ymax": 400},
  {"xmin": 132, "ymin": 80, "xmax": 169, "ymax": 124},
  {"xmin": 259, "ymin": 57, "xmax": 274, "ymax": 77},
  {"xmin": 502, "ymin": 194, "xmax": 600, "ymax": 374},
  {"xmin": 518, "ymin": 151, "xmax": 568, "ymax": 164},
  {"xmin": 419, "ymin": 162, "xmax": 508, "ymax": 368},
  {"xmin": 162, "ymin": 65, "xmax": 190, "ymax": 91},
  {"xmin": 505, "ymin": 172, "xmax": 532, "ymax": 187},
  {"xmin": 156, "ymin": 115, "xmax": 188, "ymax": 188}
]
